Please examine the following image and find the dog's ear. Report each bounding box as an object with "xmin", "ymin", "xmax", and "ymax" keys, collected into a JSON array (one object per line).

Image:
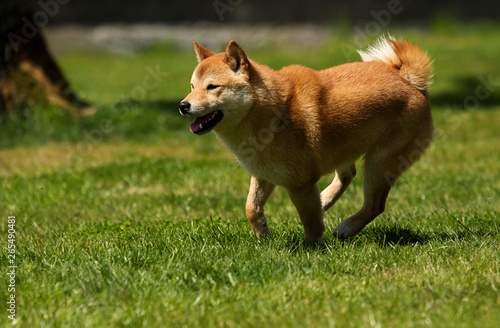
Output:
[
  {"xmin": 193, "ymin": 41, "xmax": 215, "ymax": 63},
  {"xmin": 225, "ymin": 40, "xmax": 250, "ymax": 74}
]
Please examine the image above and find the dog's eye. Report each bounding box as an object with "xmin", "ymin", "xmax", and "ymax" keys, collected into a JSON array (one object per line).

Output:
[
  {"xmin": 190, "ymin": 84, "xmax": 194, "ymax": 90},
  {"xmin": 206, "ymin": 84, "xmax": 219, "ymax": 90}
]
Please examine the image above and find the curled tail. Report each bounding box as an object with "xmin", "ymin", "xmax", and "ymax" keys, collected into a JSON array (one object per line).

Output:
[{"xmin": 358, "ymin": 36, "xmax": 434, "ymax": 93}]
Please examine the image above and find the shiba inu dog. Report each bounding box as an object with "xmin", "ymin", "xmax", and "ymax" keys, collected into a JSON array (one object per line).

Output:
[{"xmin": 179, "ymin": 37, "xmax": 433, "ymax": 244}]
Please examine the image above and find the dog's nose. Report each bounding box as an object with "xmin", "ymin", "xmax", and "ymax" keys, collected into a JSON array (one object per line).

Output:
[{"xmin": 179, "ymin": 101, "xmax": 191, "ymax": 115}]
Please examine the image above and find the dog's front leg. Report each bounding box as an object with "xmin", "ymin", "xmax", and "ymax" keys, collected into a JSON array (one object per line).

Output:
[
  {"xmin": 287, "ymin": 183, "xmax": 325, "ymax": 244},
  {"xmin": 245, "ymin": 176, "xmax": 276, "ymax": 239}
]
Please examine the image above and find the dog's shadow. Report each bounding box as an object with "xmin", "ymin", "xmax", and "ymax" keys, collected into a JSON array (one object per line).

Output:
[
  {"xmin": 283, "ymin": 225, "xmax": 490, "ymax": 252},
  {"xmin": 365, "ymin": 226, "xmax": 432, "ymax": 247},
  {"xmin": 366, "ymin": 225, "xmax": 496, "ymax": 248}
]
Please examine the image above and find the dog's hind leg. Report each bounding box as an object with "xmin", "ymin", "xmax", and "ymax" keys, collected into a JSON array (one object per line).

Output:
[
  {"xmin": 287, "ymin": 183, "xmax": 325, "ymax": 244},
  {"xmin": 333, "ymin": 132, "xmax": 432, "ymax": 239},
  {"xmin": 320, "ymin": 163, "xmax": 356, "ymax": 212},
  {"xmin": 333, "ymin": 153, "xmax": 397, "ymax": 239},
  {"xmin": 246, "ymin": 176, "xmax": 276, "ymax": 239}
]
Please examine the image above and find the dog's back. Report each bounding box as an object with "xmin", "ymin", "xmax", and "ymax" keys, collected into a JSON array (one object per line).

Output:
[{"xmin": 275, "ymin": 38, "xmax": 433, "ymax": 179}]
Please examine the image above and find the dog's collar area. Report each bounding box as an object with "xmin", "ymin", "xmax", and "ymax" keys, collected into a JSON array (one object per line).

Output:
[{"xmin": 190, "ymin": 111, "xmax": 224, "ymax": 135}]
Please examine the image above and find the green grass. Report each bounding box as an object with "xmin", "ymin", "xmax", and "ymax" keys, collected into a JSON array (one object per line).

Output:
[{"xmin": 1, "ymin": 25, "xmax": 500, "ymax": 327}]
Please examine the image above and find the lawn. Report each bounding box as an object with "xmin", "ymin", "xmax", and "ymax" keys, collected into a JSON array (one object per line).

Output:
[{"xmin": 1, "ymin": 25, "xmax": 499, "ymax": 327}]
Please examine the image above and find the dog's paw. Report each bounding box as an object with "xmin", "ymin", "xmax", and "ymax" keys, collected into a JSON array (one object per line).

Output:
[
  {"xmin": 253, "ymin": 227, "xmax": 271, "ymax": 240},
  {"xmin": 303, "ymin": 235, "xmax": 325, "ymax": 246},
  {"xmin": 332, "ymin": 221, "xmax": 358, "ymax": 239}
]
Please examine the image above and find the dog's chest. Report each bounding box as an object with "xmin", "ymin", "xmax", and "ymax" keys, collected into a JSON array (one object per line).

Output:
[
  {"xmin": 217, "ymin": 135, "xmax": 289, "ymax": 183},
  {"xmin": 239, "ymin": 152, "xmax": 293, "ymax": 185},
  {"xmin": 218, "ymin": 133, "xmax": 313, "ymax": 186}
]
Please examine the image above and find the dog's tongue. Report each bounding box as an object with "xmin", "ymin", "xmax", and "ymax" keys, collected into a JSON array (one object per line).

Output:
[{"xmin": 189, "ymin": 113, "xmax": 211, "ymax": 133}]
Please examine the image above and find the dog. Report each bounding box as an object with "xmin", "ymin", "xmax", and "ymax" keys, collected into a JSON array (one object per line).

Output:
[{"xmin": 179, "ymin": 37, "xmax": 433, "ymax": 244}]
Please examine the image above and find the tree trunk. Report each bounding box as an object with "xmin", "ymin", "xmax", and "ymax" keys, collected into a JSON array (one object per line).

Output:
[{"xmin": 0, "ymin": 1, "xmax": 95, "ymax": 114}]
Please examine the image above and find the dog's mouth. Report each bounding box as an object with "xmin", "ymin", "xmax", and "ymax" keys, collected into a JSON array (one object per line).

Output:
[{"xmin": 189, "ymin": 111, "xmax": 224, "ymax": 135}]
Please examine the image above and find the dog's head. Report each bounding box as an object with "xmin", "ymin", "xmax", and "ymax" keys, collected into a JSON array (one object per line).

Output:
[{"xmin": 179, "ymin": 40, "xmax": 254, "ymax": 135}]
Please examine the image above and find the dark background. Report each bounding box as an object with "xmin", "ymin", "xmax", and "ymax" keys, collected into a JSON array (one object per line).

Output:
[{"xmin": 26, "ymin": 0, "xmax": 500, "ymax": 25}]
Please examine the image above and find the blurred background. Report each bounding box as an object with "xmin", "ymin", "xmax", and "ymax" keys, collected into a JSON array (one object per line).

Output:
[
  {"xmin": 33, "ymin": 0, "xmax": 500, "ymax": 52},
  {"xmin": 38, "ymin": 0, "xmax": 500, "ymax": 24}
]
